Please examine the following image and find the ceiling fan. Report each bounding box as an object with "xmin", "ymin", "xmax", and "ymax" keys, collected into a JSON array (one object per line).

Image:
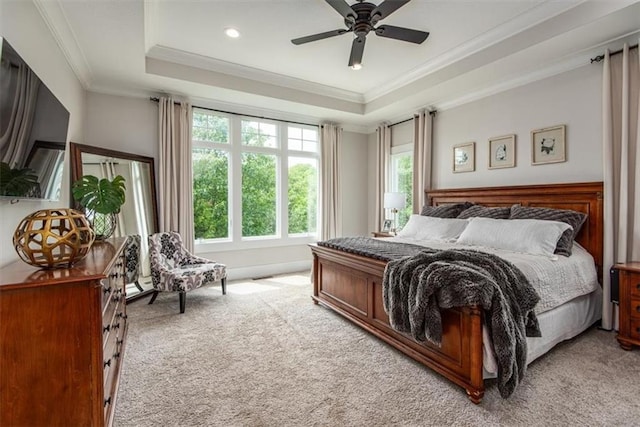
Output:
[{"xmin": 291, "ymin": 0, "xmax": 429, "ymax": 69}]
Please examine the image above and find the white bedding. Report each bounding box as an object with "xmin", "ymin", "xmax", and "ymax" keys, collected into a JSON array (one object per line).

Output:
[{"xmin": 382, "ymin": 237, "xmax": 602, "ymax": 374}]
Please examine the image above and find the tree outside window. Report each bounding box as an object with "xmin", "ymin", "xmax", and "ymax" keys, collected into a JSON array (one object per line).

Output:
[
  {"xmin": 191, "ymin": 110, "xmax": 319, "ymax": 243},
  {"xmin": 390, "ymin": 150, "xmax": 413, "ymax": 229}
]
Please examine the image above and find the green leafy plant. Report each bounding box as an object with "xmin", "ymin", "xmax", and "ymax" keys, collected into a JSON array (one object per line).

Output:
[
  {"xmin": 0, "ymin": 161, "xmax": 39, "ymax": 197},
  {"xmin": 72, "ymin": 175, "xmax": 126, "ymax": 214}
]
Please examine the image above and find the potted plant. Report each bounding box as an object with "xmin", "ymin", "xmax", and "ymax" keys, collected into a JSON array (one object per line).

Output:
[
  {"xmin": 72, "ymin": 175, "xmax": 126, "ymax": 239},
  {"xmin": 0, "ymin": 162, "xmax": 40, "ymax": 197}
]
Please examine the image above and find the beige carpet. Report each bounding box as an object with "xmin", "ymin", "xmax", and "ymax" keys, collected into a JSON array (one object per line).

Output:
[{"xmin": 114, "ymin": 273, "xmax": 640, "ymax": 426}]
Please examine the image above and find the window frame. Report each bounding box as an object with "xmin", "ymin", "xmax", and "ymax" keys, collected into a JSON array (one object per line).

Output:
[{"xmin": 192, "ymin": 109, "xmax": 320, "ymax": 253}]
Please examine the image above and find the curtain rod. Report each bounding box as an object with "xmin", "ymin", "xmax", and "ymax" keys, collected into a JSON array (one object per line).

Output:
[
  {"xmin": 389, "ymin": 110, "xmax": 437, "ymax": 128},
  {"xmin": 590, "ymin": 44, "xmax": 638, "ymax": 64},
  {"xmin": 150, "ymin": 97, "xmax": 319, "ymax": 128}
]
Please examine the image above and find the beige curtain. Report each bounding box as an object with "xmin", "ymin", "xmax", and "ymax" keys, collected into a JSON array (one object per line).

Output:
[
  {"xmin": 158, "ymin": 97, "xmax": 195, "ymax": 252},
  {"xmin": 375, "ymin": 124, "xmax": 391, "ymax": 230},
  {"xmin": 602, "ymin": 43, "xmax": 640, "ymax": 330},
  {"xmin": 413, "ymin": 110, "xmax": 433, "ymax": 213},
  {"xmin": 320, "ymin": 123, "xmax": 342, "ymax": 240}
]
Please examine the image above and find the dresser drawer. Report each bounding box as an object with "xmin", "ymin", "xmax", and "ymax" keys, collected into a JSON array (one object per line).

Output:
[
  {"xmin": 631, "ymin": 299, "xmax": 640, "ymax": 319},
  {"xmin": 630, "ymin": 319, "xmax": 640, "ymax": 340},
  {"xmin": 628, "ymin": 272, "xmax": 640, "ymax": 298}
]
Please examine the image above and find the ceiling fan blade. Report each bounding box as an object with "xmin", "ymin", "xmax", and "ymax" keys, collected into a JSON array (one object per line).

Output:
[
  {"xmin": 348, "ymin": 36, "xmax": 366, "ymax": 67},
  {"xmin": 375, "ymin": 25, "xmax": 429, "ymax": 44},
  {"xmin": 291, "ymin": 29, "xmax": 349, "ymax": 45},
  {"xmin": 371, "ymin": 0, "xmax": 411, "ymax": 20},
  {"xmin": 325, "ymin": 0, "xmax": 356, "ymax": 20}
]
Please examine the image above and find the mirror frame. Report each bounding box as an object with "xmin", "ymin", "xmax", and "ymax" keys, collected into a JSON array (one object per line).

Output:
[{"xmin": 69, "ymin": 142, "xmax": 159, "ymax": 301}]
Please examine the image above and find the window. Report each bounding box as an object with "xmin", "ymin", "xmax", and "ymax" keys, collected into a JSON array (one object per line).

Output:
[
  {"xmin": 192, "ymin": 109, "xmax": 319, "ymax": 246},
  {"xmin": 390, "ymin": 145, "xmax": 413, "ymax": 228}
]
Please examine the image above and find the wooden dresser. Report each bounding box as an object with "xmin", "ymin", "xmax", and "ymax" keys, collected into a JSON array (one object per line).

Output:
[
  {"xmin": 0, "ymin": 237, "xmax": 129, "ymax": 427},
  {"xmin": 613, "ymin": 262, "xmax": 640, "ymax": 350}
]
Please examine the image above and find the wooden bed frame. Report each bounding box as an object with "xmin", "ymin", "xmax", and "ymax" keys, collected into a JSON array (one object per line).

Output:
[{"xmin": 310, "ymin": 182, "xmax": 603, "ymax": 403}]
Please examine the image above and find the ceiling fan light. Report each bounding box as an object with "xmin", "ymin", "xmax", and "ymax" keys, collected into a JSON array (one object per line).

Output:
[
  {"xmin": 351, "ymin": 63, "xmax": 362, "ymax": 70},
  {"xmin": 224, "ymin": 27, "xmax": 240, "ymax": 38}
]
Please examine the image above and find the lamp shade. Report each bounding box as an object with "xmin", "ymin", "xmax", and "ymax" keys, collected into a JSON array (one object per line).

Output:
[{"xmin": 383, "ymin": 192, "xmax": 406, "ymax": 209}]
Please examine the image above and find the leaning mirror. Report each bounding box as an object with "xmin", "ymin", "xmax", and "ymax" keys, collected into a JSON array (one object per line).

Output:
[{"xmin": 69, "ymin": 142, "xmax": 158, "ymax": 301}]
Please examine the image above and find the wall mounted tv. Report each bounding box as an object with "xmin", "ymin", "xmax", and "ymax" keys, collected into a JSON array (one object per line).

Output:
[{"xmin": 0, "ymin": 37, "xmax": 70, "ymax": 201}]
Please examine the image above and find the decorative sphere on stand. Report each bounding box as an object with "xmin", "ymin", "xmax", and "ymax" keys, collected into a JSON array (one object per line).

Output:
[{"xmin": 13, "ymin": 208, "xmax": 96, "ymax": 268}]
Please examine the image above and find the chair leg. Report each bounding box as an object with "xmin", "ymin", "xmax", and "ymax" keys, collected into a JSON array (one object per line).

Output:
[
  {"xmin": 179, "ymin": 291, "xmax": 186, "ymax": 314},
  {"xmin": 134, "ymin": 280, "xmax": 144, "ymax": 292},
  {"xmin": 148, "ymin": 290, "xmax": 159, "ymax": 305},
  {"xmin": 221, "ymin": 277, "xmax": 227, "ymax": 295}
]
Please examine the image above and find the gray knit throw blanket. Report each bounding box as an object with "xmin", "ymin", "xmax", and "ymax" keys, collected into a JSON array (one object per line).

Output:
[{"xmin": 383, "ymin": 248, "xmax": 541, "ymax": 398}]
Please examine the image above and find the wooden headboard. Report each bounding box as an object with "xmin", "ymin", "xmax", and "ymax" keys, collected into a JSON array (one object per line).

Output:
[{"xmin": 426, "ymin": 182, "xmax": 604, "ymax": 282}]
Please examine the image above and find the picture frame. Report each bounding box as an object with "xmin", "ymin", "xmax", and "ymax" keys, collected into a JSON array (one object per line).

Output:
[
  {"xmin": 488, "ymin": 134, "xmax": 516, "ymax": 169},
  {"xmin": 382, "ymin": 219, "xmax": 392, "ymax": 232},
  {"xmin": 531, "ymin": 125, "xmax": 566, "ymax": 165},
  {"xmin": 453, "ymin": 142, "xmax": 475, "ymax": 173}
]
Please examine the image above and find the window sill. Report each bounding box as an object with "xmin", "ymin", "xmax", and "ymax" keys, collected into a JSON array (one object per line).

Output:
[{"xmin": 194, "ymin": 235, "xmax": 318, "ymax": 254}]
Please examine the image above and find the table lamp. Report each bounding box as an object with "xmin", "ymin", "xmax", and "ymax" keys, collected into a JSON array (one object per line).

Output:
[{"xmin": 383, "ymin": 192, "xmax": 406, "ymax": 235}]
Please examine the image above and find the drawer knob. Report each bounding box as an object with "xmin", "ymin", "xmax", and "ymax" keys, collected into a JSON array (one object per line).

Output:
[
  {"xmin": 103, "ymin": 286, "xmax": 112, "ymax": 295},
  {"xmin": 104, "ymin": 396, "xmax": 111, "ymax": 407},
  {"xmin": 118, "ymin": 312, "xmax": 128, "ymax": 320},
  {"xmin": 103, "ymin": 358, "xmax": 111, "ymax": 368},
  {"xmin": 113, "ymin": 351, "xmax": 121, "ymax": 359},
  {"xmin": 103, "ymin": 324, "xmax": 111, "ymax": 333},
  {"xmin": 113, "ymin": 322, "xmax": 121, "ymax": 330},
  {"xmin": 636, "ymin": 306, "xmax": 640, "ymax": 313},
  {"xmin": 636, "ymin": 283, "xmax": 640, "ymax": 291},
  {"xmin": 116, "ymin": 338, "xmax": 123, "ymax": 346}
]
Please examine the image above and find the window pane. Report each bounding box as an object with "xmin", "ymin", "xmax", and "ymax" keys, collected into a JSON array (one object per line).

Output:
[
  {"xmin": 391, "ymin": 153, "xmax": 413, "ymax": 228},
  {"xmin": 288, "ymin": 125, "xmax": 318, "ymax": 153},
  {"xmin": 242, "ymin": 153, "xmax": 277, "ymax": 236},
  {"xmin": 242, "ymin": 120, "xmax": 277, "ymax": 148},
  {"xmin": 192, "ymin": 111, "xmax": 229, "ymax": 143},
  {"xmin": 192, "ymin": 148, "xmax": 229, "ymax": 239},
  {"xmin": 288, "ymin": 157, "xmax": 318, "ymax": 235}
]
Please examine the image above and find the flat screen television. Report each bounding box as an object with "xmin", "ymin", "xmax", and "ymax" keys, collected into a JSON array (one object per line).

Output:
[{"xmin": 0, "ymin": 37, "xmax": 69, "ymax": 201}]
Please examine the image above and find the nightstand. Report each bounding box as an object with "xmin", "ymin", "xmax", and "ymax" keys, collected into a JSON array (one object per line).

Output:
[
  {"xmin": 613, "ymin": 262, "xmax": 640, "ymax": 350},
  {"xmin": 371, "ymin": 231, "xmax": 393, "ymax": 238}
]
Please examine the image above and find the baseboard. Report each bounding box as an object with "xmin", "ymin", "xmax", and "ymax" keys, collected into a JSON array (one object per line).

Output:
[{"xmin": 226, "ymin": 261, "xmax": 311, "ymax": 281}]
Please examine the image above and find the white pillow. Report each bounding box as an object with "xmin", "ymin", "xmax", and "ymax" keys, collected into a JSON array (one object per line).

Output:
[
  {"xmin": 397, "ymin": 215, "xmax": 469, "ymax": 242},
  {"xmin": 456, "ymin": 217, "xmax": 572, "ymax": 256}
]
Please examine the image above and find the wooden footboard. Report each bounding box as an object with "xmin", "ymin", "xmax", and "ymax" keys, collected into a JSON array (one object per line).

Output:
[{"xmin": 310, "ymin": 244, "xmax": 485, "ymax": 403}]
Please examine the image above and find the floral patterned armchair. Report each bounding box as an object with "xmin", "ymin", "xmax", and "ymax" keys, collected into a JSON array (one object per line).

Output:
[
  {"xmin": 124, "ymin": 234, "xmax": 143, "ymax": 292},
  {"xmin": 148, "ymin": 231, "xmax": 227, "ymax": 313}
]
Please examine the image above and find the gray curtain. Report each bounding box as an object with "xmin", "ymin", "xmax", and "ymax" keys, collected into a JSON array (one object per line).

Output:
[
  {"xmin": 158, "ymin": 97, "xmax": 195, "ymax": 252},
  {"xmin": 375, "ymin": 123, "xmax": 391, "ymax": 230},
  {"xmin": 601, "ymin": 42, "xmax": 640, "ymax": 330},
  {"xmin": 413, "ymin": 110, "xmax": 433, "ymax": 213},
  {"xmin": 320, "ymin": 123, "xmax": 342, "ymax": 240},
  {"xmin": 0, "ymin": 63, "xmax": 39, "ymax": 167}
]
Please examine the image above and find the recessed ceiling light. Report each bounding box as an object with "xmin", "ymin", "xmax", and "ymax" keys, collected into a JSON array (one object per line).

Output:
[
  {"xmin": 350, "ymin": 63, "xmax": 362, "ymax": 70},
  {"xmin": 224, "ymin": 28, "xmax": 240, "ymax": 38}
]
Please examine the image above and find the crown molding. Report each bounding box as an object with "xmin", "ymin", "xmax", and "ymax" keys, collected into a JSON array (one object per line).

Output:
[
  {"xmin": 32, "ymin": 0, "xmax": 92, "ymax": 88},
  {"xmin": 143, "ymin": 0, "xmax": 159, "ymax": 53},
  {"xmin": 146, "ymin": 45, "xmax": 364, "ymax": 105}
]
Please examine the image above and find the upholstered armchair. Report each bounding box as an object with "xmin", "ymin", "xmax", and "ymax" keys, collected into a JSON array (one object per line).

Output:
[
  {"xmin": 124, "ymin": 234, "xmax": 143, "ymax": 292},
  {"xmin": 147, "ymin": 232, "xmax": 227, "ymax": 313}
]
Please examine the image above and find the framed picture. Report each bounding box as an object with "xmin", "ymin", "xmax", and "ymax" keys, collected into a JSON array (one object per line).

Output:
[
  {"xmin": 488, "ymin": 134, "xmax": 516, "ymax": 169},
  {"xmin": 382, "ymin": 219, "xmax": 392, "ymax": 232},
  {"xmin": 453, "ymin": 142, "xmax": 475, "ymax": 173},
  {"xmin": 531, "ymin": 125, "xmax": 566, "ymax": 165}
]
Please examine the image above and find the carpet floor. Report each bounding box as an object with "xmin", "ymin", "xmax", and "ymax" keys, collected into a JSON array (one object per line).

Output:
[{"xmin": 114, "ymin": 272, "xmax": 640, "ymax": 426}]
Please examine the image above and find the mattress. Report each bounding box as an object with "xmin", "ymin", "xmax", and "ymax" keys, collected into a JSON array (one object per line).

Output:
[{"xmin": 384, "ymin": 237, "xmax": 602, "ymax": 375}]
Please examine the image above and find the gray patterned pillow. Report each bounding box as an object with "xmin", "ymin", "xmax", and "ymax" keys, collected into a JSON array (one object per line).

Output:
[
  {"xmin": 457, "ymin": 205, "xmax": 511, "ymax": 219},
  {"xmin": 420, "ymin": 202, "xmax": 473, "ymax": 218},
  {"xmin": 509, "ymin": 205, "xmax": 587, "ymax": 256}
]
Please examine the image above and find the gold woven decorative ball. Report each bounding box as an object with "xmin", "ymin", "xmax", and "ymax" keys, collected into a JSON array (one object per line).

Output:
[{"xmin": 13, "ymin": 208, "xmax": 96, "ymax": 269}]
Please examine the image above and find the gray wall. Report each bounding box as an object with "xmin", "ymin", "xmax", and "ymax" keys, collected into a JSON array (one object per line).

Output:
[
  {"xmin": 0, "ymin": 1, "xmax": 86, "ymax": 266},
  {"xmin": 367, "ymin": 64, "xmax": 603, "ymax": 231}
]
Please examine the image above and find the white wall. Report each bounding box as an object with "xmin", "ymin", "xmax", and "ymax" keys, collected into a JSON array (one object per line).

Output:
[
  {"xmin": 0, "ymin": 1, "xmax": 86, "ymax": 266},
  {"xmin": 433, "ymin": 65, "xmax": 602, "ymax": 189},
  {"xmin": 82, "ymin": 93, "xmax": 370, "ymax": 279}
]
